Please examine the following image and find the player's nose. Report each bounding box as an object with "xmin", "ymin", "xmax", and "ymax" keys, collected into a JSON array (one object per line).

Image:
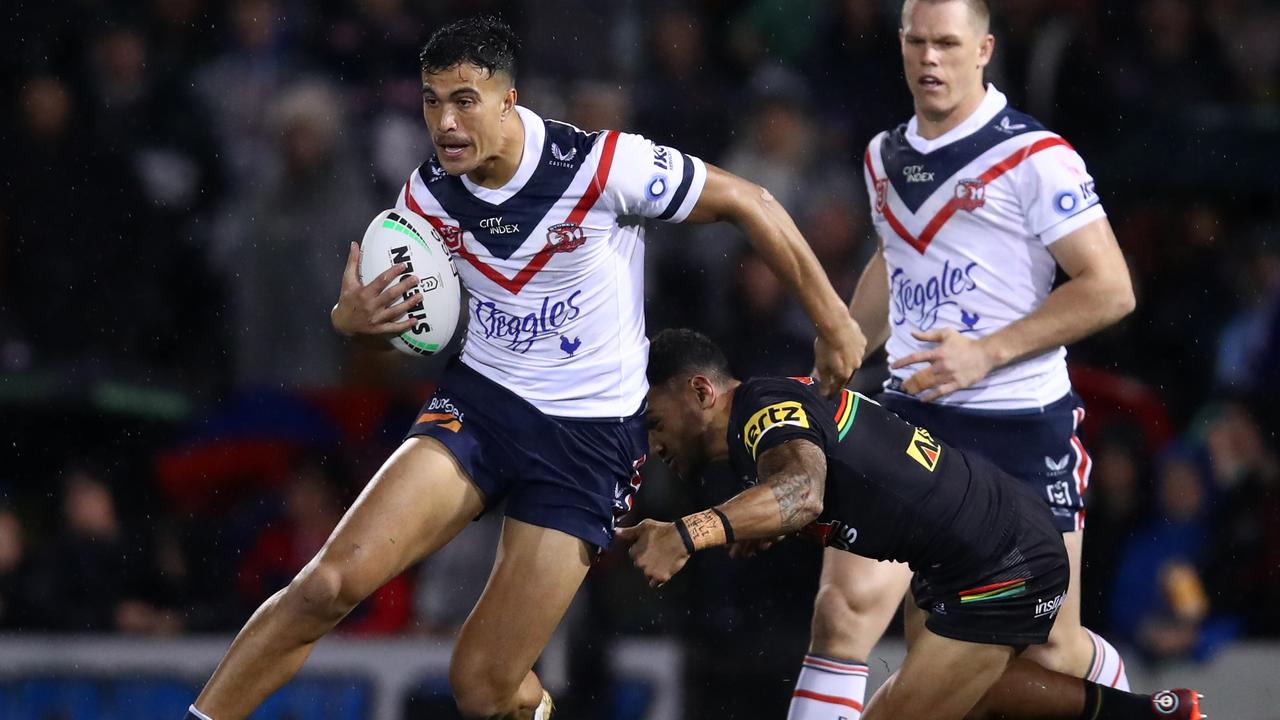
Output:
[{"xmin": 438, "ymin": 107, "xmax": 459, "ymax": 131}]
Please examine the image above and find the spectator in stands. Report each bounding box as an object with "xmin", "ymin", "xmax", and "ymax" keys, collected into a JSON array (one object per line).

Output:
[
  {"xmin": 2, "ymin": 73, "xmax": 147, "ymax": 372},
  {"xmin": 28, "ymin": 463, "xmax": 178, "ymax": 633},
  {"xmin": 1110, "ymin": 445, "xmax": 1240, "ymax": 661},
  {"xmin": 224, "ymin": 81, "xmax": 372, "ymax": 388},
  {"xmin": 1106, "ymin": 0, "xmax": 1241, "ymax": 125},
  {"xmin": 717, "ymin": 70, "xmax": 818, "ymax": 216},
  {"xmin": 806, "ymin": 0, "xmax": 909, "ymax": 147},
  {"xmin": 308, "ymin": 0, "xmax": 426, "ymax": 92},
  {"xmin": 721, "ymin": 249, "xmax": 813, "ymax": 378},
  {"xmin": 193, "ymin": 0, "xmax": 298, "ymax": 188},
  {"xmin": 985, "ymin": 0, "xmax": 1108, "ymax": 146},
  {"xmin": 1195, "ymin": 401, "xmax": 1280, "ymax": 636},
  {"xmin": 1215, "ymin": 239, "xmax": 1280, "ymax": 395},
  {"xmin": 632, "ymin": 5, "xmax": 734, "ymax": 160},
  {"xmin": 83, "ymin": 19, "xmax": 229, "ymax": 386},
  {"xmin": 238, "ymin": 454, "xmax": 411, "ymax": 634},
  {"xmin": 0, "ymin": 507, "xmax": 37, "ymax": 629},
  {"xmin": 1081, "ymin": 426, "xmax": 1150, "ymax": 633},
  {"xmin": 728, "ymin": 0, "xmax": 825, "ymax": 71}
]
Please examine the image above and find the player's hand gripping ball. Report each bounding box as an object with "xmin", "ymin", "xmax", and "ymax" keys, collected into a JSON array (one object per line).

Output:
[{"xmin": 356, "ymin": 209, "xmax": 461, "ymax": 356}]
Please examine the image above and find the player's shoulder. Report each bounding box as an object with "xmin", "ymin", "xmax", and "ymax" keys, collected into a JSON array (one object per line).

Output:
[
  {"xmin": 543, "ymin": 116, "xmax": 608, "ymax": 159},
  {"xmin": 735, "ymin": 376, "xmax": 823, "ymax": 415},
  {"xmin": 734, "ymin": 376, "xmax": 826, "ymax": 458},
  {"xmin": 992, "ymin": 104, "xmax": 1051, "ymax": 138},
  {"xmin": 864, "ymin": 125, "xmax": 900, "ymax": 161},
  {"xmin": 602, "ymin": 127, "xmax": 692, "ymax": 174}
]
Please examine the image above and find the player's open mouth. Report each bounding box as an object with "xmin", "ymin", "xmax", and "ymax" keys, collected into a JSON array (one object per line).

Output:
[
  {"xmin": 436, "ymin": 142, "xmax": 471, "ymax": 159},
  {"xmin": 919, "ymin": 75, "xmax": 944, "ymax": 90}
]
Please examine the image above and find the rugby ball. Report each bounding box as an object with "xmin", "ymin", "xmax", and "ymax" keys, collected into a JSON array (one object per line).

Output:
[{"xmin": 357, "ymin": 209, "xmax": 461, "ymax": 356}]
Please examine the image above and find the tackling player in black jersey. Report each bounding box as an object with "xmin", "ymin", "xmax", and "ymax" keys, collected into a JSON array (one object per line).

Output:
[{"xmin": 618, "ymin": 329, "xmax": 1204, "ymax": 720}]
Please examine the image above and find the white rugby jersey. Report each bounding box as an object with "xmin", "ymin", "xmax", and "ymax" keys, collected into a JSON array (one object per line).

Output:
[
  {"xmin": 399, "ymin": 106, "xmax": 707, "ymax": 418},
  {"xmin": 863, "ymin": 85, "xmax": 1106, "ymax": 410}
]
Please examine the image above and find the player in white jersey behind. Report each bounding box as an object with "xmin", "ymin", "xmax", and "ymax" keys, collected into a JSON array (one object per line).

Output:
[
  {"xmin": 786, "ymin": 1, "xmax": 1143, "ymax": 719},
  {"xmin": 183, "ymin": 14, "xmax": 864, "ymax": 720}
]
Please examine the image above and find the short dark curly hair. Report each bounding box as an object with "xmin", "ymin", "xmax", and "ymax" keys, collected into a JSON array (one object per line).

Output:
[
  {"xmin": 647, "ymin": 328, "xmax": 734, "ymax": 388},
  {"xmin": 418, "ymin": 15, "xmax": 520, "ymax": 81}
]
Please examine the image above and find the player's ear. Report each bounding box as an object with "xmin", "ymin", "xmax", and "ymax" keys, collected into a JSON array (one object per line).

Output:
[
  {"xmin": 977, "ymin": 33, "xmax": 994, "ymax": 69},
  {"xmin": 689, "ymin": 375, "xmax": 717, "ymax": 410},
  {"xmin": 502, "ymin": 86, "xmax": 517, "ymax": 119}
]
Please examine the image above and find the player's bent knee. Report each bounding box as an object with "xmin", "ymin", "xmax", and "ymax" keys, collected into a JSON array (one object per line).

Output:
[
  {"xmin": 283, "ymin": 561, "xmax": 365, "ymax": 625},
  {"xmin": 449, "ymin": 664, "xmax": 521, "ymax": 719}
]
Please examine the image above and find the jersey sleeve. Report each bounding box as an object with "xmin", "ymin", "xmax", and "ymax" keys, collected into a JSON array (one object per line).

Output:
[
  {"xmin": 736, "ymin": 378, "xmax": 829, "ymax": 462},
  {"xmin": 602, "ymin": 132, "xmax": 707, "ymax": 223},
  {"xmin": 1017, "ymin": 141, "xmax": 1107, "ymax": 245}
]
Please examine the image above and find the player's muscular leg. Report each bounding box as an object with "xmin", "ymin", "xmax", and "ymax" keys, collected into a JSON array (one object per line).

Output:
[
  {"xmin": 449, "ymin": 518, "xmax": 592, "ymax": 719},
  {"xmin": 195, "ymin": 437, "xmax": 485, "ymax": 720},
  {"xmin": 901, "ymin": 587, "xmax": 927, "ymax": 647},
  {"xmin": 963, "ymin": 657, "xmax": 1087, "ymax": 720},
  {"xmin": 863, "ymin": 627, "xmax": 1014, "ymax": 720},
  {"xmin": 1019, "ymin": 531, "xmax": 1092, "ymax": 677},
  {"xmin": 810, "ymin": 549, "xmax": 913, "ymax": 659}
]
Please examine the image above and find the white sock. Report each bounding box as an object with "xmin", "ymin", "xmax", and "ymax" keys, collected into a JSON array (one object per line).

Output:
[
  {"xmin": 787, "ymin": 654, "xmax": 868, "ymax": 720},
  {"xmin": 1085, "ymin": 628, "xmax": 1130, "ymax": 691},
  {"xmin": 187, "ymin": 706, "xmax": 214, "ymax": 720}
]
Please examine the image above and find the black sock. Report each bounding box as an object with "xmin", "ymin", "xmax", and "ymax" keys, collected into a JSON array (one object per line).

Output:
[{"xmin": 1080, "ymin": 682, "xmax": 1155, "ymax": 720}]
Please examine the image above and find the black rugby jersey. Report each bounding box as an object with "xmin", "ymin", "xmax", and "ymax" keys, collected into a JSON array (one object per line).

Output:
[{"xmin": 726, "ymin": 376, "xmax": 1026, "ymax": 575}]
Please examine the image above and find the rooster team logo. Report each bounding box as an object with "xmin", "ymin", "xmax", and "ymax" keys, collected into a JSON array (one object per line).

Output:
[
  {"xmin": 436, "ymin": 225, "xmax": 464, "ymax": 254},
  {"xmin": 874, "ymin": 178, "xmax": 889, "ymax": 215},
  {"xmin": 546, "ymin": 223, "xmax": 586, "ymax": 254},
  {"xmin": 955, "ymin": 179, "xmax": 986, "ymax": 211}
]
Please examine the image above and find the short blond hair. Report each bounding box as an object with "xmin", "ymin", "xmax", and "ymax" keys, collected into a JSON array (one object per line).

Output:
[{"xmin": 902, "ymin": 0, "xmax": 991, "ymax": 33}]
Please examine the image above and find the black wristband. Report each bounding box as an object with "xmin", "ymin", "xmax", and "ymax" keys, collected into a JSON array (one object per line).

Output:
[
  {"xmin": 674, "ymin": 517, "xmax": 696, "ymax": 555},
  {"xmin": 711, "ymin": 508, "xmax": 735, "ymax": 544}
]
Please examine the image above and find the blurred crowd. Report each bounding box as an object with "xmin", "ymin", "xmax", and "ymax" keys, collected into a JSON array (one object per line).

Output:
[{"xmin": 2, "ymin": 0, "xmax": 1279, "ymax": 713}]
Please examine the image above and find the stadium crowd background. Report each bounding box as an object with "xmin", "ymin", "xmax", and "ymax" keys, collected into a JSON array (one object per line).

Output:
[{"xmin": 1, "ymin": 0, "xmax": 1278, "ymax": 717}]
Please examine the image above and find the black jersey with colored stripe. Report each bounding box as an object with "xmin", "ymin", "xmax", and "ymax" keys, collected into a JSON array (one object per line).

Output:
[{"xmin": 726, "ymin": 377, "xmax": 1023, "ymax": 574}]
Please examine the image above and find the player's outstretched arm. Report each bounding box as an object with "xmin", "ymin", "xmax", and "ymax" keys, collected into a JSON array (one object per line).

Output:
[
  {"xmin": 331, "ymin": 241, "xmax": 425, "ymax": 346},
  {"xmin": 847, "ymin": 245, "xmax": 892, "ymax": 359},
  {"xmin": 683, "ymin": 164, "xmax": 866, "ymax": 396},
  {"xmin": 894, "ymin": 217, "xmax": 1135, "ymax": 400},
  {"xmin": 617, "ymin": 439, "xmax": 826, "ymax": 587}
]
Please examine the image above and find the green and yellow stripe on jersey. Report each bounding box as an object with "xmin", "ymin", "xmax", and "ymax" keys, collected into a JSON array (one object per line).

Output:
[
  {"xmin": 832, "ymin": 389, "xmax": 861, "ymax": 442},
  {"xmin": 958, "ymin": 578, "xmax": 1028, "ymax": 604}
]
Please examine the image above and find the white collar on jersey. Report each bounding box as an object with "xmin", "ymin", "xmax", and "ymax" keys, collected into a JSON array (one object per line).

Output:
[
  {"xmin": 458, "ymin": 105, "xmax": 545, "ymax": 204},
  {"xmin": 905, "ymin": 84, "xmax": 1008, "ymax": 154}
]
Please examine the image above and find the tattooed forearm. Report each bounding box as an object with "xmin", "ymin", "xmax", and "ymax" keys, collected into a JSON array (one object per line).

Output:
[
  {"xmin": 769, "ymin": 471, "xmax": 816, "ymax": 531},
  {"xmin": 758, "ymin": 440, "xmax": 827, "ymax": 533}
]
